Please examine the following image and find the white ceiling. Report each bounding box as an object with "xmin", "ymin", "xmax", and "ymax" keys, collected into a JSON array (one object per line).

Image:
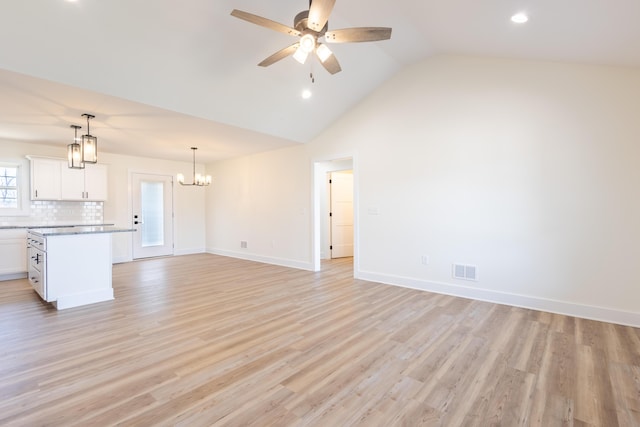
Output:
[{"xmin": 1, "ymin": 0, "xmax": 639, "ymax": 163}]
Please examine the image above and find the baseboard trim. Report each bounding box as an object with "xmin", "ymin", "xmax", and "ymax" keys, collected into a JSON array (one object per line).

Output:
[
  {"xmin": 53, "ymin": 288, "xmax": 114, "ymax": 310},
  {"xmin": 174, "ymin": 248, "xmax": 206, "ymax": 256},
  {"xmin": 357, "ymin": 270, "xmax": 640, "ymax": 328},
  {"xmin": 206, "ymin": 248, "xmax": 314, "ymax": 271},
  {"xmin": 0, "ymin": 272, "xmax": 27, "ymax": 281}
]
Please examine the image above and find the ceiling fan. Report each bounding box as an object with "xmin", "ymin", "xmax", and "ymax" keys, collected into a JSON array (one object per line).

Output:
[{"xmin": 230, "ymin": 0, "xmax": 392, "ymax": 75}]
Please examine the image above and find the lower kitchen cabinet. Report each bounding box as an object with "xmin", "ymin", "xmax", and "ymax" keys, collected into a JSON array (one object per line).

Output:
[{"xmin": 0, "ymin": 229, "xmax": 27, "ymax": 280}]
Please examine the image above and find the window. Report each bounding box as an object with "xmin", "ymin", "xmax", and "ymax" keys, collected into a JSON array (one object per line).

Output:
[
  {"xmin": 0, "ymin": 160, "xmax": 29, "ymax": 216},
  {"xmin": 0, "ymin": 166, "xmax": 18, "ymax": 209}
]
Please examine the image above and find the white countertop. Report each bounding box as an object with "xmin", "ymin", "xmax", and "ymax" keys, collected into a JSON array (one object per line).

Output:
[
  {"xmin": 0, "ymin": 223, "xmax": 114, "ymax": 230},
  {"xmin": 28, "ymin": 226, "xmax": 136, "ymax": 237}
]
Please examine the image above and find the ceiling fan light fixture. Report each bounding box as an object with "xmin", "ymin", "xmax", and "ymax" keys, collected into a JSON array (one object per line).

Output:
[
  {"xmin": 293, "ymin": 47, "xmax": 309, "ymax": 64},
  {"xmin": 316, "ymin": 43, "xmax": 333, "ymax": 63},
  {"xmin": 299, "ymin": 34, "xmax": 316, "ymax": 53}
]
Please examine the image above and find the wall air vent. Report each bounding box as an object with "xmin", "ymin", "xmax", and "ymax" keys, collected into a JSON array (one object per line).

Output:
[{"xmin": 453, "ymin": 263, "xmax": 477, "ymax": 281}]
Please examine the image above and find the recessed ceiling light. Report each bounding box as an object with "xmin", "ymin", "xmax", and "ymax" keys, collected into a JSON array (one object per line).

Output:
[
  {"xmin": 511, "ymin": 13, "xmax": 529, "ymax": 24},
  {"xmin": 301, "ymin": 89, "xmax": 312, "ymax": 99}
]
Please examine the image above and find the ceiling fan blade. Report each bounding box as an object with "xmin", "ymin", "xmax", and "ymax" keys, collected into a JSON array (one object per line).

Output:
[
  {"xmin": 231, "ymin": 9, "xmax": 301, "ymax": 37},
  {"xmin": 258, "ymin": 43, "xmax": 300, "ymax": 67},
  {"xmin": 325, "ymin": 27, "xmax": 392, "ymax": 43},
  {"xmin": 319, "ymin": 52, "xmax": 341, "ymax": 75},
  {"xmin": 308, "ymin": 0, "xmax": 336, "ymax": 32}
]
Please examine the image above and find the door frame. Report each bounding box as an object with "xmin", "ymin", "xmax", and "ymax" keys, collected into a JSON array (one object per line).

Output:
[
  {"xmin": 312, "ymin": 155, "xmax": 358, "ymax": 273},
  {"xmin": 128, "ymin": 170, "xmax": 176, "ymax": 260}
]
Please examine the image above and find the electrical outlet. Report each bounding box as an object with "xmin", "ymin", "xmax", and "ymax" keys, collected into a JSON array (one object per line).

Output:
[
  {"xmin": 421, "ymin": 255, "xmax": 429, "ymax": 265},
  {"xmin": 240, "ymin": 241, "xmax": 247, "ymax": 249}
]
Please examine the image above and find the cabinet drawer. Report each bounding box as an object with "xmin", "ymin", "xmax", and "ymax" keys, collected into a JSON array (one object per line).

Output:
[{"xmin": 29, "ymin": 268, "xmax": 46, "ymax": 301}]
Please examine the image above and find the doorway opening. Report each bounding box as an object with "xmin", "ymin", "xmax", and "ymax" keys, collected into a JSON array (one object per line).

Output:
[{"xmin": 313, "ymin": 158, "xmax": 355, "ymax": 272}]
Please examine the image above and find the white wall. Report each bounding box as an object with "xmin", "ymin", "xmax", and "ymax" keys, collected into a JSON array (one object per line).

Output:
[
  {"xmin": 1, "ymin": 141, "xmax": 206, "ymax": 262},
  {"xmin": 205, "ymin": 145, "xmax": 312, "ymax": 269},
  {"xmin": 207, "ymin": 55, "xmax": 640, "ymax": 326}
]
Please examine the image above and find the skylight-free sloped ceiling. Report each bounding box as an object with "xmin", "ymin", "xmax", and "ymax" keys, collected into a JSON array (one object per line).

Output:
[{"xmin": 0, "ymin": 0, "xmax": 639, "ymax": 162}]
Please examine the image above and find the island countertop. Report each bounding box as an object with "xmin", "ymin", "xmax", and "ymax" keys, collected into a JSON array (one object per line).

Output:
[
  {"xmin": 28, "ymin": 226, "xmax": 135, "ymax": 237},
  {"xmin": 0, "ymin": 223, "xmax": 115, "ymax": 230}
]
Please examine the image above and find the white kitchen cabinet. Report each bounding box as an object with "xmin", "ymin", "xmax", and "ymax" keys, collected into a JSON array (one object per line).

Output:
[
  {"xmin": 29, "ymin": 156, "xmax": 108, "ymax": 201},
  {"xmin": 30, "ymin": 157, "xmax": 61, "ymax": 200},
  {"xmin": 83, "ymin": 163, "xmax": 108, "ymax": 201},
  {"xmin": 0, "ymin": 229, "xmax": 27, "ymax": 280},
  {"xmin": 60, "ymin": 163, "xmax": 108, "ymax": 201},
  {"xmin": 60, "ymin": 166, "xmax": 85, "ymax": 200}
]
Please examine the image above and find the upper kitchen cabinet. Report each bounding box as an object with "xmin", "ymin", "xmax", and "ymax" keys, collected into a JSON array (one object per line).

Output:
[
  {"xmin": 61, "ymin": 163, "xmax": 108, "ymax": 201},
  {"xmin": 30, "ymin": 157, "xmax": 62, "ymax": 200},
  {"xmin": 28, "ymin": 156, "xmax": 108, "ymax": 201}
]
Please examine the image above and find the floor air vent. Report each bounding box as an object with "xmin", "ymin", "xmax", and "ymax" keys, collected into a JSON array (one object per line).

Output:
[{"xmin": 453, "ymin": 264, "xmax": 477, "ymax": 281}]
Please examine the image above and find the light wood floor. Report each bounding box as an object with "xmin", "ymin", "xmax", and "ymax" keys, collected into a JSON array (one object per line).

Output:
[{"xmin": 0, "ymin": 254, "xmax": 638, "ymax": 426}]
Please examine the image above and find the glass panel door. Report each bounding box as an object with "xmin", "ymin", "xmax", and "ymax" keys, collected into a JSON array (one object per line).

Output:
[{"xmin": 132, "ymin": 173, "xmax": 174, "ymax": 259}]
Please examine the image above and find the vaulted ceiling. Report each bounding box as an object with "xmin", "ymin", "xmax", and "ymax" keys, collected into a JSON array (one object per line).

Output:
[{"xmin": 1, "ymin": 0, "xmax": 639, "ymax": 162}]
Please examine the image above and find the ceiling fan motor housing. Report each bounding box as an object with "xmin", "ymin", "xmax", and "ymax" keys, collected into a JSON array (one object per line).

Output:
[{"xmin": 294, "ymin": 10, "xmax": 328, "ymax": 36}]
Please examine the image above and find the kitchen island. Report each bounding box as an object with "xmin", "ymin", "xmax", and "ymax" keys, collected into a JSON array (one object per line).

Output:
[
  {"xmin": 28, "ymin": 226, "xmax": 135, "ymax": 310},
  {"xmin": 0, "ymin": 224, "xmax": 115, "ymax": 281}
]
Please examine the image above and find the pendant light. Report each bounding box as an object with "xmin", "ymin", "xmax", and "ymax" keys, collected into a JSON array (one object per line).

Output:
[
  {"xmin": 81, "ymin": 113, "xmax": 98, "ymax": 163},
  {"xmin": 177, "ymin": 147, "xmax": 211, "ymax": 186},
  {"xmin": 67, "ymin": 125, "xmax": 84, "ymax": 169}
]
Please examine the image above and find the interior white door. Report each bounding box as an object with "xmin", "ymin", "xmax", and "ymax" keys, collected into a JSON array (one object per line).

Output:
[
  {"xmin": 330, "ymin": 171, "xmax": 354, "ymax": 258},
  {"xmin": 132, "ymin": 173, "xmax": 174, "ymax": 259}
]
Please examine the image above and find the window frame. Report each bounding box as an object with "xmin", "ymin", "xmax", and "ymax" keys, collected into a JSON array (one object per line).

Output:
[{"xmin": 0, "ymin": 159, "xmax": 30, "ymax": 217}]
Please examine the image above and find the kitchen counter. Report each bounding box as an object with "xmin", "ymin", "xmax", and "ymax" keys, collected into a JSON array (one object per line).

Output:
[
  {"xmin": 28, "ymin": 226, "xmax": 135, "ymax": 237},
  {"xmin": 0, "ymin": 223, "xmax": 114, "ymax": 230}
]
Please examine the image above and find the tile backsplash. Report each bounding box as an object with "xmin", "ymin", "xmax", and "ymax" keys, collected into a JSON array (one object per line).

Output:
[{"xmin": 0, "ymin": 201, "xmax": 104, "ymax": 226}]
